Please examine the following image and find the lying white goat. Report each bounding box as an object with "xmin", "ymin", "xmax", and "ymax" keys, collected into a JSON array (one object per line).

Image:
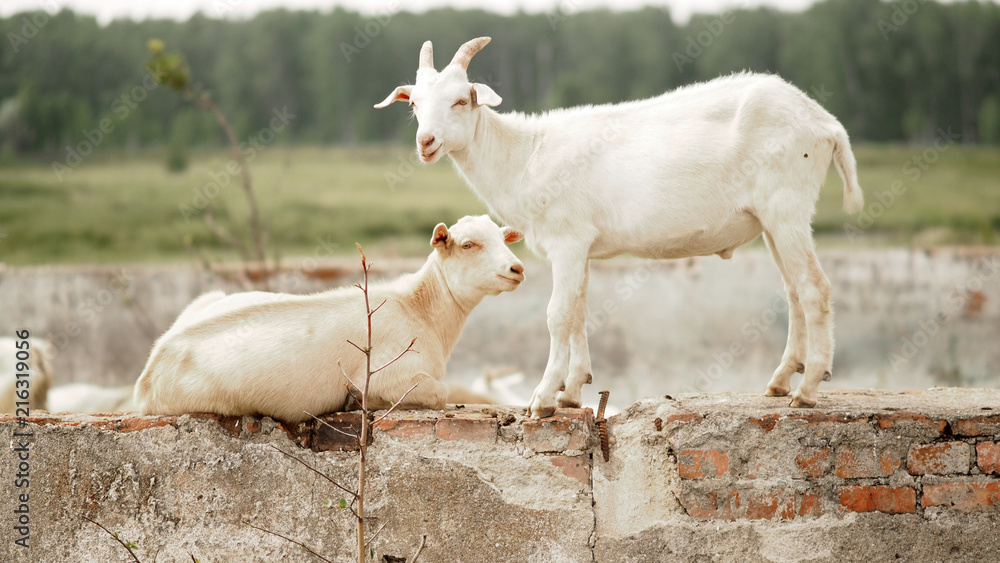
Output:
[
  {"xmin": 0, "ymin": 336, "xmax": 53, "ymax": 415},
  {"xmin": 134, "ymin": 216, "xmax": 524, "ymax": 423},
  {"xmin": 376, "ymin": 38, "xmax": 864, "ymax": 416}
]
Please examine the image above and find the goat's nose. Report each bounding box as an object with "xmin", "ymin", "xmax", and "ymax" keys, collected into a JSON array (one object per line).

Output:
[
  {"xmin": 419, "ymin": 135, "xmax": 435, "ymax": 148},
  {"xmin": 510, "ymin": 263, "xmax": 524, "ymax": 275}
]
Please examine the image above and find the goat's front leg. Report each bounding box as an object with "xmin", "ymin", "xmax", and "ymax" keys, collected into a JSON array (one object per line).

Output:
[
  {"xmin": 529, "ymin": 249, "xmax": 589, "ymax": 418},
  {"xmin": 558, "ymin": 260, "xmax": 592, "ymax": 408}
]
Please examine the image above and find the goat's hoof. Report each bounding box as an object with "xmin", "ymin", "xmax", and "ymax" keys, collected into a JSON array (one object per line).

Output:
[
  {"xmin": 788, "ymin": 394, "xmax": 817, "ymax": 408},
  {"xmin": 557, "ymin": 396, "xmax": 582, "ymax": 409},
  {"xmin": 765, "ymin": 386, "xmax": 790, "ymax": 397},
  {"xmin": 529, "ymin": 403, "xmax": 557, "ymax": 419}
]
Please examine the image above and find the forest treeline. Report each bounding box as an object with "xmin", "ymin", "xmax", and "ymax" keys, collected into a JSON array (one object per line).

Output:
[{"xmin": 2, "ymin": 0, "xmax": 999, "ymax": 155}]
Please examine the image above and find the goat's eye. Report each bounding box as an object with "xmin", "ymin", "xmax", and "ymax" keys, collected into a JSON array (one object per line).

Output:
[
  {"xmin": 454, "ymin": 99, "xmax": 468, "ymax": 107},
  {"xmin": 461, "ymin": 241, "xmax": 474, "ymax": 250}
]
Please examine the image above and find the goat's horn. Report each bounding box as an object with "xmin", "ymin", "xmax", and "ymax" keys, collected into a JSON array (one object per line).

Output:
[
  {"xmin": 449, "ymin": 37, "xmax": 491, "ymax": 70},
  {"xmin": 419, "ymin": 40, "xmax": 434, "ymax": 69}
]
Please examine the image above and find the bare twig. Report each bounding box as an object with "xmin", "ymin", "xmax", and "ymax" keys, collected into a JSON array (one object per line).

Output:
[
  {"xmin": 243, "ymin": 522, "xmax": 335, "ymax": 563},
  {"xmin": 411, "ymin": 534, "xmax": 428, "ymax": 563},
  {"xmin": 347, "ymin": 339, "xmax": 366, "ymax": 354},
  {"xmin": 371, "ymin": 382, "xmax": 421, "ymax": 426},
  {"xmin": 268, "ymin": 446, "xmax": 357, "ymax": 501},
  {"xmin": 370, "ymin": 298, "xmax": 388, "ymax": 316},
  {"xmin": 82, "ymin": 516, "xmax": 142, "ymax": 563},
  {"xmin": 364, "ymin": 522, "xmax": 387, "ymax": 549},
  {"xmin": 371, "ymin": 338, "xmax": 419, "ymax": 374}
]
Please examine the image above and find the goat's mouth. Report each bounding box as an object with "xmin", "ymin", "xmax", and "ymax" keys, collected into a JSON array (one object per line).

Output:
[
  {"xmin": 419, "ymin": 146, "xmax": 441, "ymax": 162},
  {"xmin": 498, "ymin": 274, "xmax": 523, "ymax": 285}
]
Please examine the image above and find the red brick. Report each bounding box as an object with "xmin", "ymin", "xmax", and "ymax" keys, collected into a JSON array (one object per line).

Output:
[
  {"xmin": 795, "ymin": 447, "xmax": 831, "ymax": 478},
  {"xmin": 749, "ymin": 414, "xmax": 780, "ymax": 433},
  {"xmin": 840, "ymin": 486, "xmax": 876, "ymax": 512},
  {"xmin": 373, "ymin": 418, "xmax": 435, "ymax": 439},
  {"xmin": 117, "ymin": 417, "xmax": 176, "ymax": 433},
  {"xmin": 835, "ymin": 447, "xmax": 900, "ymax": 478},
  {"xmin": 871, "ymin": 486, "xmax": 917, "ymax": 513},
  {"xmin": 666, "ymin": 413, "xmax": 703, "ymax": 425},
  {"xmin": 840, "ymin": 486, "xmax": 916, "ymax": 514},
  {"xmin": 923, "ymin": 482, "xmax": 1000, "ymax": 512},
  {"xmin": 679, "ymin": 489, "xmax": 739, "ymax": 520},
  {"xmin": 954, "ymin": 415, "xmax": 1000, "ymax": 437},
  {"xmin": 875, "ymin": 411, "xmax": 947, "ymax": 436},
  {"xmin": 799, "ymin": 489, "xmax": 823, "ymax": 518},
  {"xmin": 977, "ymin": 442, "xmax": 1000, "ymax": 475},
  {"xmin": 549, "ymin": 456, "xmax": 590, "ymax": 485},
  {"xmin": 744, "ymin": 491, "xmax": 780, "ymax": 520},
  {"xmin": 906, "ymin": 442, "xmax": 970, "ymax": 475},
  {"xmin": 678, "ymin": 450, "xmax": 729, "ymax": 479},
  {"xmin": 523, "ymin": 410, "xmax": 592, "ymax": 452},
  {"xmin": 435, "ymin": 417, "xmax": 497, "ymax": 442}
]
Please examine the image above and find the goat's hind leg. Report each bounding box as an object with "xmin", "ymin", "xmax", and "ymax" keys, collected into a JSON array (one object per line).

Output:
[
  {"xmin": 761, "ymin": 223, "xmax": 834, "ymax": 408},
  {"xmin": 762, "ymin": 232, "xmax": 808, "ymax": 397}
]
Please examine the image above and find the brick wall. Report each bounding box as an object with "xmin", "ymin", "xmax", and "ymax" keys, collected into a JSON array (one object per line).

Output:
[{"xmin": 668, "ymin": 405, "xmax": 1000, "ymax": 520}]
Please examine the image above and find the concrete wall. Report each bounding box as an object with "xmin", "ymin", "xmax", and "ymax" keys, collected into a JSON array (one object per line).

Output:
[
  {"xmin": 2, "ymin": 388, "xmax": 999, "ymax": 562},
  {"xmin": 1, "ymin": 248, "xmax": 999, "ymax": 410}
]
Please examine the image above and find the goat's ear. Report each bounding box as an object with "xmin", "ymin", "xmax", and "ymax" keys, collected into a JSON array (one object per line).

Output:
[
  {"xmin": 501, "ymin": 226, "xmax": 523, "ymax": 245},
  {"xmin": 374, "ymin": 85, "xmax": 413, "ymax": 109},
  {"xmin": 471, "ymin": 83, "xmax": 502, "ymax": 107},
  {"xmin": 431, "ymin": 223, "xmax": 451, "ymax": 248}
]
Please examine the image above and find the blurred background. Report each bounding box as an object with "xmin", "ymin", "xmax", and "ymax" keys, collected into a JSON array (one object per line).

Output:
[{"xmin": 1, "ymin": 0, "xmax": 998, "ymax": 412}]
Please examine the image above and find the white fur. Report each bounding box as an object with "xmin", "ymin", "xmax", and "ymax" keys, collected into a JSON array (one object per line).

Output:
[
  {"xmin": 377, "ymin": 37, "xmax": 864, "ymax": 417},
  {"xmin": 134, "ymin": 216, "xmax": 524, "ymax": 423},
  {"xmin": 0, "ymin": 337, "xmax": 53, "ymax": 414}
]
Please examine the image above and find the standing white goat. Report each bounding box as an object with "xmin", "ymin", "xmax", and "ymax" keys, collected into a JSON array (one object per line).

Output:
[
  {"xmin": 376, "ymin": 38, "xmax": 864, "ymax": 417},
  {"xmin": 134, "ymin": 216, "xmax": 524, "ymax": 423}
]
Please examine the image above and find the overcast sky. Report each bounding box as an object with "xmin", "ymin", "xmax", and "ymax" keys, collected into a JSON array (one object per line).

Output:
[{"xmin": 2, "ymin": 0, "xmax": 821, "ymax": 25}]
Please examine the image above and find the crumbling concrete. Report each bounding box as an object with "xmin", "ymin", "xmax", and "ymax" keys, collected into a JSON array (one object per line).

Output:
[{"xmin": 2, "ymin": 389, "xmax": 999, "ymax": 562}]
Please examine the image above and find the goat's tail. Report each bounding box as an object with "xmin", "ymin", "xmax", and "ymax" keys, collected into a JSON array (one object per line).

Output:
[{"xmin": 831, "ymin": 124, "xmax": 864, "ymax": 214}]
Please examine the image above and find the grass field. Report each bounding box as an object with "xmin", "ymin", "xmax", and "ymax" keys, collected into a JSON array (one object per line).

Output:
[{"xmin": 1, "ymin": 144, "xmax": 998, "ymax": 265}]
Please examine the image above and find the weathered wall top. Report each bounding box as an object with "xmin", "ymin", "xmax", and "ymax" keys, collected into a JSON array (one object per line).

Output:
[{"xmin": 3, "ymin": 388, "xmax": 1000, "ymax": 562}]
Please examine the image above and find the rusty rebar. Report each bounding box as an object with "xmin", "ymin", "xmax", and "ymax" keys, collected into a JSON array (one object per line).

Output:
[{"xmin": 596, "ymin": 390, "xmax": 611, "ymax": 462}]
